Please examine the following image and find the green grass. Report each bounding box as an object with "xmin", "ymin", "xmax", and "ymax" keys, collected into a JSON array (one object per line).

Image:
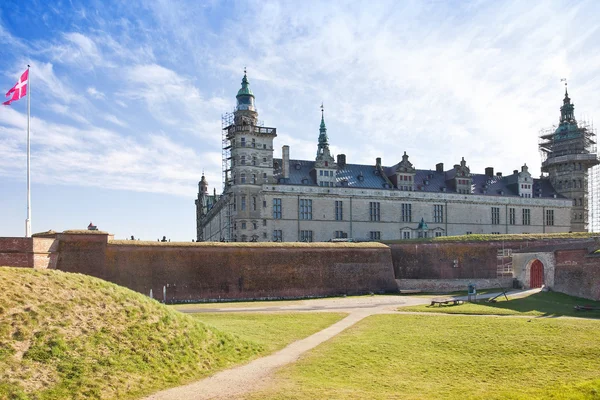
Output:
[
  {"xmin": 191, "ymin": 313, "xmax": 347, "ymax": 353},
  {"xmin": 248, "ymin": 314, "xmax": 600, "ymax": 400},
  {"xmin": 0, "ymin": 268, "xmax": 264, "ymax": 400},
  {"xmin": 402, "ymin": 288, "xmax": 505, "ymax": 298},
  {"xmin": 399, "ymin": 291, "xmax": 600, "ymax": 318},
  {"xmin": 383, "ymin": 231, "xmax": 599, "ymax": 244}
]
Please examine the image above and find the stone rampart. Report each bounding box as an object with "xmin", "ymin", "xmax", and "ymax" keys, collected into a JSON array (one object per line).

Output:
[
  {"xmin": 0, "ymin": 237, "xmax": 58, "ymax": 268},
  {"xmin": 554, "ymin": 249, "xmax": 600, "ymax": 301}
]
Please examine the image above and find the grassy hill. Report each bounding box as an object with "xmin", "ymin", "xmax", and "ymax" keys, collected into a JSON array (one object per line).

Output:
[{"xmin": 0, "ymin": 267, "xmax": 262, "ymax": 400}]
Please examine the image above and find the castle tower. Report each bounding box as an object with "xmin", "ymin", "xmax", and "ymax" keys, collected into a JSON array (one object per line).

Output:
[
  {"xmin": 539, "ymin": 85, "xmax": 599, "ymax": 231},
  {"xmin": 225, "ymin": 70, "xmax": 277, "ymax": 241},
  {"xmin": 313, "ymin": 104, "xmax": 336, "ymax": 187},
  {"xmin": 195, "ymin": 174, "xmax": 208, "ymax": 241}
]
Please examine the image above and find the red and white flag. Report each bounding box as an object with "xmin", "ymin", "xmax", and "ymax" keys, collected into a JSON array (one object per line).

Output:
[{"xmin": 3, "ymin": 69, "xmax": 29, "ymax": 106}]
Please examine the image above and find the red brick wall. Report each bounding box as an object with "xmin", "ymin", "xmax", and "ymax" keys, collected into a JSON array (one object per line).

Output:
[
  {"xmin": 554, "ymin": 249, "xmax": 600, "ymax": 301},
  {"xmin": 0, "ymin": 237, "xmax": 57, "ymax": 268},
  {"xmin": 53, "ymin": 235, "xmax": 397, "ymax": 302}
]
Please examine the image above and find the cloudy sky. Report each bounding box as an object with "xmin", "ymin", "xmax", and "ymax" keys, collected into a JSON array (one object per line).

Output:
[{"xmin": 1, "ymin": 0, "xmax": 599, "ymax": 240}]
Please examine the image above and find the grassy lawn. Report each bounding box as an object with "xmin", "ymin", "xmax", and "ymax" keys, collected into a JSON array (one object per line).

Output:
[
  {"xmin": 248, "ymin": 314, "xmax": 600, "ymax": 400},
  {"xmin": 401, "ymin": 288, "xmax": 506, "ymax": 298},
  {"xmin": 191, "ymin": 313, "xmax": 347, "ymax": 353},
  {"xmin": 399, "ymin": 291, "xmax": 600, "ymax": 318}
]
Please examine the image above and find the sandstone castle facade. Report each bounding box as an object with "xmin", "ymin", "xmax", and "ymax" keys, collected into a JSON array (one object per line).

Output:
[{"xmin": 196, "ymin": 74, "xmax": 597, "ymax": 242}]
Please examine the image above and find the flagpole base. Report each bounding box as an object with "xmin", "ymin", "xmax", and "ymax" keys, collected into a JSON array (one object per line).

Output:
[{"xmin": 25, "ymin": 219, "xmax": 31, "ymax": 238}]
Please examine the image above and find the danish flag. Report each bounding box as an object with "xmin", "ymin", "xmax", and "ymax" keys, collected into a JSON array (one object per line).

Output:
[{"xmin": 3, "ymin": 69, "xmax": 29, "ymax": 105}]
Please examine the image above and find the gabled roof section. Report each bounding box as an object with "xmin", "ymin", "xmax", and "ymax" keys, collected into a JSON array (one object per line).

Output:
[{"xmin": 271, "ymin": 158, "xmax": 565, "ymax": 198}]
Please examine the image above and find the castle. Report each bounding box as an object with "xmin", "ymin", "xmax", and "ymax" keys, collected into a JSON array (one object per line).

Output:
[{"xmin": 196, "ymin": 73, "xmax": 598, "ymax": 242}]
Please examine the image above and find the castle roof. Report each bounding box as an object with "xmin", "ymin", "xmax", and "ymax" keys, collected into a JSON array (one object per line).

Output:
[{"xmin": 273, "ymin": 158, "xmax": 563, "ymax": 199}]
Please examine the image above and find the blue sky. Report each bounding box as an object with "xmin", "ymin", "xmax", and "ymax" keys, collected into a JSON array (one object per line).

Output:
[{"xmin": 1, "ymin": 0, "xmax": 599, "ymax": 241}]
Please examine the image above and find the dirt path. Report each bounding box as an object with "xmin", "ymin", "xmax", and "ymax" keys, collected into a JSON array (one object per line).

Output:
[
  {"xmin": 143, "ymin": 309, "xmax": 377, "ymax": 400},
  {"xmin": 142, "ymin": 289, "xmax": 542, "ymax": 400}
]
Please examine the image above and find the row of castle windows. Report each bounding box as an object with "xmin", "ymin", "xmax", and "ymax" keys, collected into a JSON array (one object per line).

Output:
[
  {"xmin": 237, "ymin": 155, "xmax": 269, "ymax": 166},
  {"xmin": 557, "ymin": 162, "xmax": 583, "ymax": 172},
  {"xmin": 557, "ymin": 179, "xmax": 583, "ymax": 189}
]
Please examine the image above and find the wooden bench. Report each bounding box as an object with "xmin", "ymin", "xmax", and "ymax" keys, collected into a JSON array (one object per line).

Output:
[{"xmin": 430, "ymin": 298, "xmax": 463, "ymax": 307}]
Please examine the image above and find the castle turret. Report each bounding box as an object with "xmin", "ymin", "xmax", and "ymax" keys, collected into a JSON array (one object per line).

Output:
[
  {"xmin": 314, "ymin": 104, "xmax": 336, "ymax": 187},
  {"xmin": 539, "ymin": 84, "xmax": 599, "ymax": 231}
]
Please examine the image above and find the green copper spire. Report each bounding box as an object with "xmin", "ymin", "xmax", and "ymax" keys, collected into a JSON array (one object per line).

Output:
[
  {"xmin": 320, "ymin": 103, "xmax": 326, "ymax": 132},
  {"xmin": 554, "ymin": 81, "xmax": 579, "ymax": 139},
  {"xmin": 236, "ymin": 68, "xmax": 254, "ymax": 99},
  {"xmin": 316, "ymin": 103, "xmax": 332, "ymax": 160},
  {"xmin": 235, "ymin": 68, "xmax": 256, "ymax": 112}
]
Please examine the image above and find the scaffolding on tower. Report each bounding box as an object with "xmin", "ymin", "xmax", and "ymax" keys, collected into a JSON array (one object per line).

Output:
[{"xmin": 221, "ymin": 112, "xmax": 234, "ymax": 241}]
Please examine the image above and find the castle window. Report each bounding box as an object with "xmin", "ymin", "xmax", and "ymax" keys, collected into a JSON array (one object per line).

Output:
[
  {"xmin": 546, "ymin": 209, "xmax": 554, "ymax": 226},
  {"xmin": 335, "ymin": 201, "xmax": 343, "ymax": 221},
  {"xmin": 241, "ymin": 137, "xmax": 246, "ymax": 147},
  {"xmin": 252, "ymin": 138, "xmax": 256, "ymax": 148},
  {"xmin": 252, "ymin": 222, "xmax": 257, "ymax": 230},
  {"xmin": 241, "ymin": 222, "xmax": 247, "ymax": 230},
  {"xmin": 252, "ymin": 197, "xmax": 257, "ymax": 211},
  {"xmin": 241, "ymin": 196, "xmax": 246, "ymax": 211},
  {"xmin": 263, "ymin": 157, "xmax": 267, "ymax": 163},
  {"xmin": 522, "ymin": 209, "xmax": 531, "ymax": 225},
  {"xmin": 252, "ymin": 174, "xmax": 256, "ymax": 184},
  {"xmin": 263, "ymin": 219, "xmax": 267, "ymax": 226},
  {"xmin": 263, "ymin": 172, "xmax": 267, "ymax": 180},
  {"xmin": 299, "ymin": 199, "xmax": 313, "ymax": 220},
  {"xmin": 273, "ymin": 230, "xmax": 282, "ymax": 242},
  {"xmin": 509, "ymin": 208, "xmax": 516, "ymax": 225},
  {"xmin": 273, "ymin": 198, "xmax": 282, "ymax": 219},
  {"xmin": 252, "ymin": 156, "xmax": 257, "ymax": 166},
  {"xmin": 300, "ymin": 230, "xmax": 313, "ymax": 242},
  {"xmin": 402, "ymin": 231, "xmax": 411, "ymax": 240},
  {"xmin": 491, "ymin": 207, "xmax": 500, "ymax": 225},
  {"xmin": 369, "ymin": 202, "xmax": 381, "ymax": 221},
  {"xmin": 263, "ymin": 200, "xmax": 267, "ymax": 208},
  {"xmin": 320, "ymin": 170, "xmax": 323, "ymax": 176},
  {"xmin": 241, "ymin": 155, "xmax": 246, "ymax": 165},
  {"xmin": 369, "ymin": 231, "xmax": 381, "ymax": 240},
  {"xmin": 335, "ymin": 231, "xmax": 348, "ymax": 238},
  {"xmin": 241, "ymin": 173, "xmax": 246, "ymax": 184},
  {"xmin": 401, "ymin": 203, "xmax": 412, "ymax": 222},
  {"xmin": 435, "ymin": 231, "xmax": 443, "ymax": 237},
  {"xmin": 433, "ymin": 205, "xmax": 444, "ymax": 223}
]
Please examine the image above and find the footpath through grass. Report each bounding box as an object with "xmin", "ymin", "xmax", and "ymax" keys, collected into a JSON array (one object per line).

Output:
[
  {"xmin": 249, "ymin": 314, "xmax": 600, "ymax": 400},
  {"xmin": 399, "ymin": 291, "xmax": 600, "ymax": 318},
  {"xmin": 0, "ymin": 268, "xmax": 343, "ymax": 400},
  {"xmin": 191, "ymin": 313, "xmax": 347, "ymax": 353}
]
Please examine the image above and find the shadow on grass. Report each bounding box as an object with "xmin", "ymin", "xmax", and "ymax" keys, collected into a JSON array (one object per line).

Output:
[{"xmin": 427, "ymin": 291, "xmax": 600, "ymax": 319}]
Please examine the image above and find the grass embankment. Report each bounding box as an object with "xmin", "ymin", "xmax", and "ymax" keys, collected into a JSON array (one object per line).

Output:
[
  {"xmin": 384, "ymin": 231, "xmax": 598, "ymax": 244},
  {"xmin": 400, "ymin": 291, "xmax": 600, "ymax": 318},
  {"xmin": 0, "ymin": 268, "xmax": 262, "ymax": 399},
  {"xmin": 191, "ymin": 313, "xmax": 346, "ymax": 353},
  {"xmin": 249, "ymin": 314, "xmax": 600, "ymax": 399}
]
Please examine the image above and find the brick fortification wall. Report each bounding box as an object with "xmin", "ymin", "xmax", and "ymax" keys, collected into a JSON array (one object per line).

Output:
[
  {"xmin": 0, "ymin": 237, "xmax": 58, "ymax": 268},
  {"xmin": 554, "ymin": 249, "xmax": 600, "ymax": 301},
  {"xmin": 53, "ymin": 234, "xmax": 397, "ymax": 302}
]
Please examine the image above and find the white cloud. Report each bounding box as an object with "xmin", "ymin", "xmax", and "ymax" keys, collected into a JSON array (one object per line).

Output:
[
  {"xmin": 103, "ymin": 114, "xmax": 128, "ymax": 127},
  {"xmin": 86, "ymin": 87, "xmax": 105, "ymax": 100}
]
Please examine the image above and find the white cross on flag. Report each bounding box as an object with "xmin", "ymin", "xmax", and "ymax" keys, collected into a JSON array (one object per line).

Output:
[{"xmin": 3, "ymin": 69, "xmax": 29, "ymax": 105}]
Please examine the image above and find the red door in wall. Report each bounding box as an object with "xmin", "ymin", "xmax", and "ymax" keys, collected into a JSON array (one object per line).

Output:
[{"xmin": 530, "ymin": 260, "xmax": 544, "ymax": 288}]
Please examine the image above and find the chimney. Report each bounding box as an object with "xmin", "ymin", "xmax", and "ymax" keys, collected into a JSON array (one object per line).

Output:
[
  {"xmin": 513, "ymin": 170, "xmax": 518, "ymax": 175},
  {"xmin": 282, "ymin": 145, "xmax": 290, "ymax": 179},
  {"xmin": 496, "ymin": 172, "xmax": 503, "ymax": 178},
  {"xmin": 376, "ymin": 157, "xmax": 382, "ymax": 168},
  {"xmin": 436, "ymin": 163, "xmax": 444, "ymax": 173},
  {"xmin": 337, "ymin": 154, "xmax": 346, "ymax": 169},
  {"xmin": 485, "ymin": 167, "xmax": 494, "ymax": 177}
]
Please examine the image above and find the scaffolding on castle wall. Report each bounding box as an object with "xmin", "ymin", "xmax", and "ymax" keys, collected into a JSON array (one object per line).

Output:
[
  {"xmin": 538, "ymin": 119, "xmax": 597, "ymax": 165},
  {"xmin": 590, "ymin": 164, "xmax": 600, "ymax": 232},
  {"xmin": 221, "ymin": 112, "xmax": 234, "ymax": 242}
]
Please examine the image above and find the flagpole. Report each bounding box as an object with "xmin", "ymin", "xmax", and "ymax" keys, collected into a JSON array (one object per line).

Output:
[{"xmin": 25, "ymin": 65, "xmax": 31, "ymax": 238}]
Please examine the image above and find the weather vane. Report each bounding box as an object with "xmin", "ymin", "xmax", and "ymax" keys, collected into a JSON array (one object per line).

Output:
[
  {"xmin": 320, "ymin": 102, "xmax": 324, "ymax": 115},
  {"xmin": 244, "ymin": 66, "xmax": 247, "ymax": 74},
  {"xmin": 561, "ymin": 78, "xmax": 567, "ymax": 88}
]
